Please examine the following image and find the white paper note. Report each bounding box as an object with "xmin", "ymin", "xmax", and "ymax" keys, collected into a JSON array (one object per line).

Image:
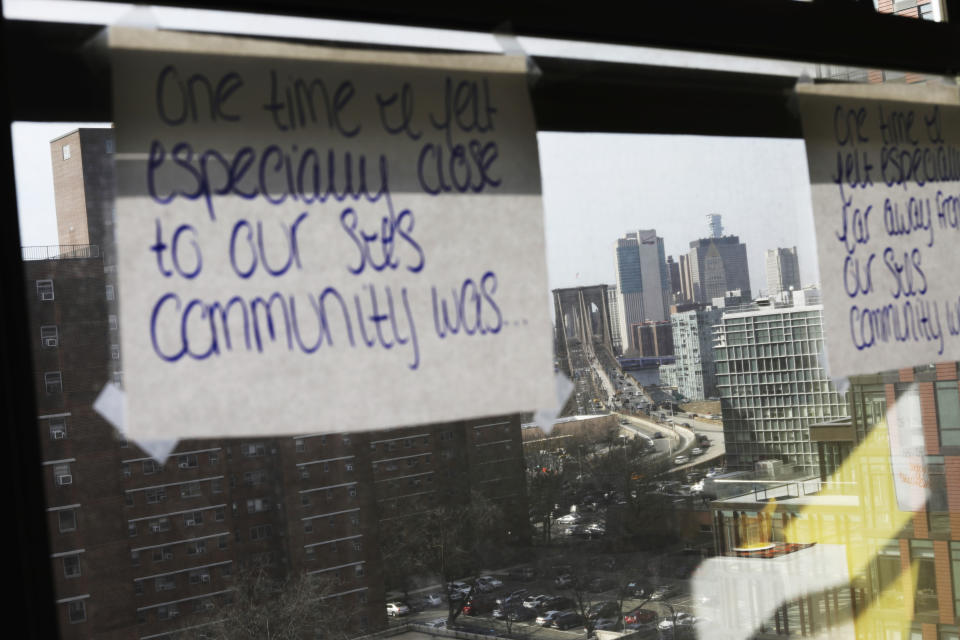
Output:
[
  {"xmin": 798, "ymin": 83, "xmax": 960, "ymax": 378},
  {"xmin": 109, "ymin": 28, "xmax": 554, "ymax": 438}
]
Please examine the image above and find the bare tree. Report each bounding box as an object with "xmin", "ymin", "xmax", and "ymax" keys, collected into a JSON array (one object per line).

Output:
[{"xmin": 196, "ymin": 567, "xmax": 363, "ymax": 640}]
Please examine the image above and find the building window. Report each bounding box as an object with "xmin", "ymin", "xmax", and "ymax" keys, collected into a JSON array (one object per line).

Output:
[
  {"xmin": 111, "ymin": 344, "xmax": 121, "ymax": 360},
  {"xmin": 105, "ymin": 284, "xmax": 115, "ymax": 301},
  {"xmin": 184, "ymin": 511, "xmax": 203, "ymax": 526},
  {"xmin": 187, "ymin": 540, "xmax": 206, "ymax": 555},
  {"xmin": 342, "ymin": 435, "xmax": 351, "ymax": 445},
  {"xmin": 108, "ymin": 314, "xmax": 118, "ymax": 330},
  {"xmin": 155, "ymin": 576, "xmax": 176, "ymax": 592},
  {"xmin": 40, "ymin": 325, "xmax": 58, "ymax": 348},
  {"xmin": 356, "ymin": 564, "xmax": 365, "ymax": 577},
  {"xmin": 53, "ymin": 463, "xmax": 72, "ymax": 486},
  {"xmin": 113, "ymin": 371, "xmax": 123, "ymax": 385},
  {"xmin": 58, "ymin": 509, "xmax": 77, "ymax": 533},
  {"xmin": 300, "ymin": 467, "xmax": 310, "ymax": 480},
  {"xmin": 247, "ymin": 498, "xmax": 271, "ymax": 513},
  {"xmin": 153, "ymin": 546, "xmax": 174, "ymax": 562},
  {"xmin": 304, "ymin": 520, "xmax": 313, "ymax": 533},
  {"xmin": 180, "ymin": 482, "xmax": 201, "ymax": 498},
  {"xmin": 36, "ymin": 279, "xmax": 54, "ymax": 301},
  {"xmin": 121, "ymin": 463, "xmax": 130, "ymax": 479},
  {"xmin": 353, "ymin": 541, "xmax": 362, "ymax": 552},
  {"xmin": 61, "ymin": 144, "xmax": 71, "ymax": 160},
  {"xmin": 105, "ymin": 138, "xmax": 115, "ymax": 153},
  {"xmin": 66, "ymin": 600, "xmax": 85, "ymax": 624},
  {"xmin": 44, "ymin": 371, "xmax": 63, "ymax": 394},
  {"xmin": 189, "ymin": 570, "xmax": 210, "ymax": 585},
  {"xmin": 130, "ymin": 550, "xmax": 140, "ymax": 566},
  {"xmin": 250, "ymin": 525, "xmax": 273, "ymax": 541},
  {"xmin": 349, "ymin": 486, "xmax": 358, "ymax": 497},
  {"xmin": 911, "ymin": 540, "xmax": 937, "ymax": 614},
  {"xmin": 218, "ymin": 535, "xmax": 228, "ymax": 550},
  {"xmin": 209, "ymin": 451, "xmax": 219, "ymax": 465},
  {"xmin": 49, "ymin": 417, "xmax": 67, "ymax": 440},
  {"xmin": 128, "ymin": 522, "xmax": 137, "ymax": 537},
  {"xmin": 323, "ymin": 462, "xmax": 330, "ymax": 473},
  {"xmin": 300, "ymin": 494, "xmax": 310, "ymax": 506},
  {"xmin": 211, "ymin": 478, "xmax": 222, "ymax": 493},
  {"xmin": 145, "ymin": 488, "xmax": 166, "ymax": 504},
  {"xmin": 244, "ymin": 470, "xmax": 267, "ymax": 486},
  {"xmin": 134, "ymin": 581, "xmax": 143, "ymax": 595},
  {"xmin": 214, "ymin": 507, "xmax": 225, "ymax": 521},
  {"xmin": 157, "ymin": 604, "xmax": 179, "ymax": 620},
  {"xmin": 241, "ymin": 442, "xmax": 266, "ymax": 458},
  {"xmin": 295, "ymin": 439, "xmax": 305, "ymax": 452},
  {"xmin": 149, "ymin": 517, "xmax": 170, "ymax": 533},
  {"xmin": 63, "ymin": 554, "xmax": 81, "ymax": 578},
  {"xmin": 345, "ymin": 462, "xmax": 354, "ymax": 472},
  {"xmin": 142, "ymin": 459, "xmax": 159, "ymax": 475},
  {"xmin": 936, "ymin": 382, "xmax": 960, "ymax": 446}
]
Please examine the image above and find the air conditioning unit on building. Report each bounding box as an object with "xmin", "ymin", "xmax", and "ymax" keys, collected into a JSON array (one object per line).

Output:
[
  {"xmin": 52, "ymin": 430, "xmax": 66, "ymax": 440},
  {"xmin": 57, "ymin": 474, "xmax": 72, "ymax": 486},
  {"xmin": 150, "ymin": 523, "xmax": 161, "ymax": 533},
  {"xmin": 185, "ymin": 518, "xmax": 196, "ymax": 526},
  {"xmin": 179, "ymin": 462, "xmax": 190, "ymax": 469},
  {"xmin": 200, "ymin": 574, "xmax": 210, "ymax": 583},
  {"xmin": 44, "ymin": 337, "xmax": 58, "ymax": 347}
]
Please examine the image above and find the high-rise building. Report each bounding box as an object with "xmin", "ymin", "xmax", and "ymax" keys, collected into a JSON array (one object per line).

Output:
[
  {"xmin": 766, "ymin": 247, "xmax": 801, "ymax": 297},
  {"xmin": 34, "ymin": 129, "xmax": 529, "ymax": 639},
  {"xmin": 664, "ymin": 306, "xmax": 722, "ymax": 401},
  {"xmin": 686, "ymin": 234, "xmax": 752, "ymax": 304},
  {"xmin": 678, "ymin": 254, "xmax": 695, "ymax": 305},
  {"xmin": 706, "ymin": 213, "xmax": 723, "ymax": 239},
  {"xmin": 606, "ymin": 284, "xmax": 623, "ymax": 355},
  {"xmin": 614, "ymin": 230, "xmax": 669, "ymax": 352},
  {"xmin": 665, "ymin": 255, "xmax": 682, "ymax": 304},
  {"xmin": 713, "ymin": 301, "xmax": 847, "ymax": 473}
]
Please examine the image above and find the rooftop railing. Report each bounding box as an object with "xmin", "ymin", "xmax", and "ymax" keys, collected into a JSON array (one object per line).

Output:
[{"xmin": 21, "ymin": 245, "xmax": 100, "ymax": 261}]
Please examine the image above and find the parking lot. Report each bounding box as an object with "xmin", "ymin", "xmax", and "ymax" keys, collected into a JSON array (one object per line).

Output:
[{"xmin": 386, "ymin": 560, "xmax": 700, "ymax": 640}]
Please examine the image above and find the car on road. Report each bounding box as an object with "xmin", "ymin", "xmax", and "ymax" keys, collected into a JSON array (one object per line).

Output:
[
  {"xmin": 653, "ymin": 432, "xmax": 665, "ymax": 439},
  {"xmin": 674, "ymin": 455, "xmax": 689, "ymax": 465},
  {"xmin": 423, "ymin": 618, "xmax": 447, "ymax": 629},
  {"xmin": 554, "ymin": 612, "xmax": 585, "ymax": 630},
  {"xmin": 535, "ymin": 610, "xmax": 564, "ymax": 626},
  {"xmin": 386, "ymin": 602, "xmax": 410, "ymax": 617},
  {"xmin": 690, "ymin": 447, "xmax": 703, "ymax": 456}
]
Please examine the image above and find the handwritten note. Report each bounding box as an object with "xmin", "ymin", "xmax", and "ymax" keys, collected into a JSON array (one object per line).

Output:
[
  {"xmin": 798, "ymin": 83, "xmax": 960, "ymax": 378},
  {"xmin": 110, "ymin": 28, "xmax": 554, "ymax": 438}
]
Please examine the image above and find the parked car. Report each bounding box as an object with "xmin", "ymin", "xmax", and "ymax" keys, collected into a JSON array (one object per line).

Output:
[
  {"xmin": 649, "ymin": 584, "xmax": 674, "ymax": 600},
  {"xmin": 536, "ymin": 610, "xmax": 564, "ymax": 626},
  {"xmin": 462, "ymin": 597, "xmax": 495, "ymax": 616},
  {"xmin": 542, "ymin": 596, "xmax": 573, "ymax": 610},
  {"xmin": 449, "ymin": 581, "xmax": 472, "ymax": 600},
  {"xmin": 674, "ymin": 455, "xmax": 689, "ymax": 465},
  {"xmin": 477, "ymin": 575, "xmax": 503, "ymax": 590},
  {"xmin": 496, "ymin": 589, "xmax": 529, "ymax": 607},
  {"xmin": 625, "ymin": 581, "xmax": 649, "ymax": 597},
  {"xmin": 594, "ymin": 617, "xmax": 621, "ymax": 631},
  {"xmin": 623, "ymin": 608, "xmax": 657, "ymax": 625},
  {"xmin": 555, "ymin": 573, "xmax": 575, "ymax": 588},
  {"xmin": 507, "ymin": 607, "xmax": 537, "ymax": 622},
  {"xmin": 554, "ymin": 612, "xmax": 585, "ymax": 630},
  {"xmin": 690, "ymin": 447, "xmax": 703, "ymax": 456},
  {"xmin": 423, "ymin": 618, "xmax": 447, "ymax": 629},
  {"xmin": 587, "ymin": 601, "xmax": 619, "ymax": 620},
  {"xmin": 556, "ymin": 513, "xmax": 581, "ymax": 525},
  {"xmin": 522, "ymin": 594, "xmax": 550, "ymax": 609},
  {"xmin": 421, "ymin": 593, "xmax": 444, "ymax": 607},
  {"xmin": 386, "ymin": 602, "xmax": 410, "ymax": 617}
]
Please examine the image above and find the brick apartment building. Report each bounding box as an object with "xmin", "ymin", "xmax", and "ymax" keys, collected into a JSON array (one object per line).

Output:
[
  {"xmin": 708, "ymin": 363, "xmax": 960, "ymax": 640},
  {"xmin": 28, "ymin": 129, "xmax": 529, "ymax": 639}
]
